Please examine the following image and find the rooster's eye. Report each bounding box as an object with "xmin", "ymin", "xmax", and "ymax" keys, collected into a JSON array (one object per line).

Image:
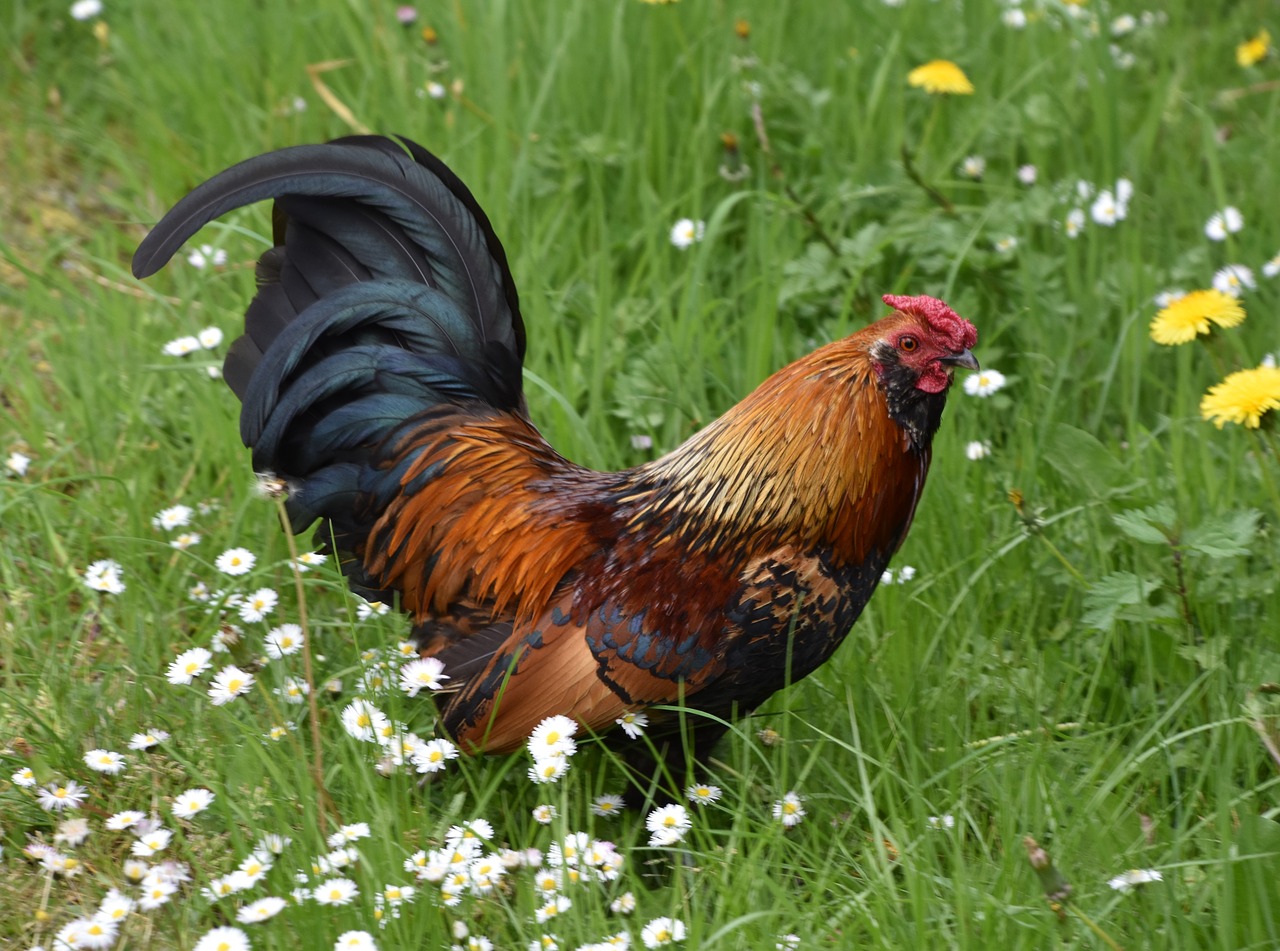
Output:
[{"xmin": 899, "ymin": 335, "xmax": 919, "ymax": 353}]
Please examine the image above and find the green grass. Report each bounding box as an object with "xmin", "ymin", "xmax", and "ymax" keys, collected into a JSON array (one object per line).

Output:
[{"xmin": 3, "ymin": 0, "xmax": 1280, "ymax": 947}]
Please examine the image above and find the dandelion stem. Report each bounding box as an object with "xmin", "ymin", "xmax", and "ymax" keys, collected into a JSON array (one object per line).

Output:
[
  {"xmin": 1249, "ymin": 429, "xmax": 1280, "ymax": 523},
  {"xmin": 274, "ymin": 496, "xmax": 340, "ymax": 835}
]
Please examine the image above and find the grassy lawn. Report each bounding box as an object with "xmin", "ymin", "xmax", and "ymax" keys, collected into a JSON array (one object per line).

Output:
[{"xmin": 3, "ymin": 0, "xmax": 1279, "ymax": 947}]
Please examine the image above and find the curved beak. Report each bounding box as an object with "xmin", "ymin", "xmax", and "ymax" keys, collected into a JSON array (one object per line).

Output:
[{"xmin": 941, "ymin": 349, "xmax": 980, "ymax": 372}]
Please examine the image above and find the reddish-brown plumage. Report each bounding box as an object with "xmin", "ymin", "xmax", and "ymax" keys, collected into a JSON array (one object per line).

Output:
[{"xmin": 363, "ymin": 307, "xmax": 974, "ymax": 757}]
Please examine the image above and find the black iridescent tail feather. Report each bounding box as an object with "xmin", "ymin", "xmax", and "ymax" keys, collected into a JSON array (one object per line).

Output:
[{"xmin": 131, "ymin": 135, "xmax": 525, "ymax": 553}]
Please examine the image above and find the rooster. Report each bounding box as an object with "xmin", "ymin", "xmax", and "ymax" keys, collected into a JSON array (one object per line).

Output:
[{"xmin": 133, "ymin": 135, "xmax": 977, "ymax": 785}]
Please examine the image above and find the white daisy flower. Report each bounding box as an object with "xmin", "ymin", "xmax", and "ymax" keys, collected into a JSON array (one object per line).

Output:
[
  {"xmin": 641, "ymin": 916, "xmax": 687, "ymax": 948},
  {"xmin": 615, "ymin": 710, "xmax": 648, "ymax": 738},
  {"xmin": 6, "ymin": 451, "xmax": 32, "ymax": 476},
  {"xmin": 1115, "ymin": 178, "xmax": 1135, "ymax": 205},
  {"xmin": 204, "ymin": 875, "xmax": 242, "ymax": 900},
  {"xmin": 84, "ymin": 559, "xmax": 125, "ymax": 594},
  {"xmin": 356, "ymin": 599, "xmax": 390, "ymax": 619},
  {"xmin": 959, "ymin": 155, "xmax": 985, "ymax": 179},
  {"xmin": 294, "ymin": 550, "xmax": 327, "ymax": 570},
  {"xmin": 773, "ymin": 791, "xmax": 806, "ymax": 828},
  {"xmin": 238, "ymin": 587, "xmax": 278, "ymax": 623},
  {"xmin": 528, "ymin": 757, "xmax": 570, "ymax": 784},
  {"xmin": 257, "ymin": 833, "xmax": 291, "ymax": 855},
  {"xmin": 341, "ymin": 700, "xmax": 389, "ymax": 742},
  {"xmin": 131, "ymin": 828, "xmax": 173, "ymax": 857},
  {"xmin": 193, "ymin": 927, "xmax": 251, "ymax": 951},
  {"xmin": 314, "ymin": 877, "xmax": 359, "ymax": 906},
  {"xmin": 70, "ymin": 0, "xmax": 103, "ymax": 19},
  {"xmin": 37, "ymin": 781, "xmax": 88, "ymax": 811},
  {"xmin": 895, "ymin": 565, "xmax": 916, "ymax": 583},
  {"xmin": 611, "ymin": 891, "xmax": 638, "ymax": 915},
  {"xmin": 1262, "ymin": 251, "xmax": 1280, "ymax": 279},
  {"xmin": 686, "ymin": 782, "xmax": 722, "ymax": 805},
  {"xmin": 335, "ymin": 931, "xmax": 378, "ymax": 950},
  {"xmin": 532, "ymin": 804, "xmax": 558, "ymax": 824},
  {"xmin": 528, "ymin": 715, "xmax": 579, "ymax": 759},
  {"xmin": 1204, "ymin": 206, "xmax": 1244, "ymax": 241},
  {"xmin": 163, "ymin": 335, "xmax": 202, "ymax": 357},
  {"xmin": 12, "ymin": 766, "xmax": 37, "ymax": 787},
  {"xmin": 446, "ymin": 819, "xmax": 494, "ymax": 846},
  {"xmin": 264, "ymin": 623, "xmax": 304, "ymax": 658},
  {"xmin": 215, "ymin": 547, "xmax": 256, "ymax": 576},
  {"xmin": 411, "ymin": 737, "xmax": 459, "ymax": 773},
  {"xmin": 276, "ymin": 677, "xmax": 309, "ymax": 704},
  {"xmin": 399, "ymin": 657, "xmax": 449, "ymax": 696},
  {"xmin": 963, "ymin": 368, "xmax": 1007, "ymax": 397},
  {"xmin": 381, "ymin": 882, "xmax": 415, "ymax": 905},
  {"xmin": 965, "ymin": 440, "xmax": 992, "ymax": 460},
  {"xmin": 591, "ymin": 794, "xmax": 625, "ymax": 818},
  {"xmin": 96, "ymin": 888, "xmax": 135, "ymax": 923},
  {"xmin": 167, "ymin": 646, "xmax": 213, "ymax": 685},
  {"xmin": 198, "ymin": 326, "xmax": 224, "ymax": 349},
  {"xmin": 1213, "ymin": 264, "xmax": 1255, "ymax": 298},
  {"xmin": 54, "ymin": 817, "xmax": 92, "ymax": 847},
  {"xmin": 151, "ymin": 504, "xmax": 193, "ymax": 531},
  {"xmin": 1016, "ymin": 164, "xmax": 1037, "ymax": 185},
  {"xmin": 172, "ymin": 788, "xmax": 215, "ymax": 818},
  {"xmin": 187, "ymin": 245, "xmax": 228, "ymax": 269},
  {"xmin": 426, "ymin": 81, "xmax": 447, "ymax": 100},
  {"xmin": 106, "ymin": 809, "xmax": 146, "ymax": 830},
  {"xmin": 138, "ymin": 878, "xmax": 178, "ymax": 910},
  {"xmin": 1065, "ymin": 208, "xmax": 1086, "ymax": 239},
  {"xmin": 1090, "ymin": 190, "xmax": 1121, "ymax": 226},
  {"xmin": 534, "ymin": 895, "xmax": 571, "ymax": 924},
  {"xmin": 170, "ymin": 532, "xmax": 201, "ymax": 550},
  {"xmin": 41, "ymin": 849, "xmax": 82, "ymax": 877},
  {"xmin": 84, "ymin": 749, "xmax": 127, "ymax": 774},
  {"xmin": 1153, "ymin": 288, "xmax": 1186, "ymax": 308},
  {"xmin": 122, "ymin": 858, "xmax": 149, "ymax": 881},
  {"xmin": 327, "ymin": 823, "xmax": 371, "ymax": 849},
  {"xmin": 1111, "ymin": 13, "xmax": 1136, "ymax": 35},
  {"xmin": 645, "ymin": 803, "xmax": 691, "ymax": 846},
  {"xmin": 1108, "ymin": 868, "xmax": 1162, "ymax": 892},
  {"xmin": 994, "ymin": 235, "xmax": 1018, "ymax": 254},
  {"xmin": 59, "ymin": 917, "xmax": 117, "ymax": 949},
  {"xmin": 1002, "ymin": 8, "xmax": 1027, "ymax": 28},
  {"xmin": 236, "ymin": 851, "xmax": 274, "ymax": 885},
  {"xmin": 927, "ymin": 813, "xmax": 956, "ymax": 829},
  {"xmin": 208, "ymin": 665, "xmax": 255, "ymax": 705},
  {"xmin": 236, "ymin": 896, "xmax": 286, "ymax": 923},
  {"xmin": 669, "ymin": 218, "xmax": 705, "ymax": 250}
]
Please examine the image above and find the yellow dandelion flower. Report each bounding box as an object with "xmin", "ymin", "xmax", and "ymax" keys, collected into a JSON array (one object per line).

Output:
[
  {"xmin": 1148, "ymin": 289, "xmax": 1245, "ymax": 346},
  {"xmin": 1237, "ymin": 29, "xmax": 1271, "ymax": 67},
  {"xmin": 907, "ymin": 60, "xmax": 974, "ymax": 95},
  {"xmin": 1200, "ymin": 365, "xmax": 1280, "ymax": 429}
]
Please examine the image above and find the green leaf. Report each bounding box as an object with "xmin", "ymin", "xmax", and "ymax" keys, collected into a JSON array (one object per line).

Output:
[
  {"xmin": 1183, "ymin": 509, "xmax": 1260, "ymax": 558},
  {"xmin": 1044, "ymin": 424, "xmax": 1137, "ymax": 499},
  {"xmin": 1082, "ymin": 571, "xmax": 1161, "ymax": 631},
  {"xmin": 1112, "ymin": 503, "xmax": 1176, "ymax": 545}
]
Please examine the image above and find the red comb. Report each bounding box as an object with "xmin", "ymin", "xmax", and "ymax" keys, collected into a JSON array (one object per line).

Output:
[{"xmin": 882, "ymin": 294, "xmax": 977, "ymax": 351}]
